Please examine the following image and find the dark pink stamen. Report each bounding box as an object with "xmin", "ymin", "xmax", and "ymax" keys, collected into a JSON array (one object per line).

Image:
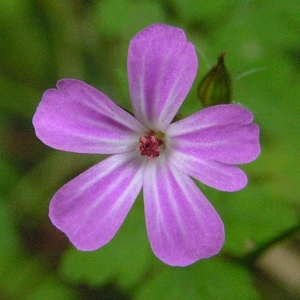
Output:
[{"xmin": 138, "ymin": 132, "xmax": 163, "ymax": 159}]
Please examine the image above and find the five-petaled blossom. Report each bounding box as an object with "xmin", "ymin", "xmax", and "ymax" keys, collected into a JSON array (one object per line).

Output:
[{"xmin": 33, "ymin": 24, "xmax": 260, "ymax": 266}]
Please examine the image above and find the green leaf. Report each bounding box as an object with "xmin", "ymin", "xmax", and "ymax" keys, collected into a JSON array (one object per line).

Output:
[
  {"xmin": 172, "ymin": 0, "xmax": 234, "ymax": 24},
  {"xmin": 233, "ymin": 57, "xmax": 300, "ymax": 202},
  {"xmin": 94, "ymin": 0, "xmax": 165, "ymax": 40},
  {"xmin": 135, "ymin": 257, "xmax": 260, "ymax": 300},
  {"xmin": 11, "ymin": 151, "xmax": 98, "ymax": 219},
  {"xmin": 0, "ymin": 201, "xmax": 21, "ymax": 261},
  {"xmin": 0, "ymin": 256, "xmax": 47, "ymax": 299},
  {"xmin": 26, "ymin": 276, "xmax": 78, "ymax": 300},
  {"xmin": 0, "ymin": 1, "xmax": 53, "ymax": 87},
  {"xmin": 35, "ymin": 0, "xmax": 85, "ymax": 79},
  {"xmin": 0, "ymin": 155, "xmax": 19, "ymax": 194},
  {"xmin": 208, "ymin": 184, "xmax": 299, "ymax": 256},
  {"xmin": 0, "ymin": 0, "xmax": 28, "ymax": 23},
  {"xmin": 61, "ymin": 198, "xmax": 152, "ymax": 289},
  {"xmin": 0, "ymin": 75, "xmax": 41, "ymax": 118}
]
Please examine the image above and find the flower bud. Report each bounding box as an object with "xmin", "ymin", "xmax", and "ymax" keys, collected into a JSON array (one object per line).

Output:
[{"xmin": 197, "ymin": 53, "xmax": 232, "ymax": 107}]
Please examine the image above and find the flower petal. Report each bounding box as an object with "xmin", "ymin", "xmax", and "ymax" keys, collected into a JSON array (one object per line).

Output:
[
  {"xmin": 128, "ymin": 24, "xmax": 198, "ymax": 131},
  {"xmin": 167, "ymin": 151, "xmax": 248, "ymax": 192},
  {"xmin": 143, "ymin": 157, "xmax": 224, "ymax": 266},
  {"xmin": 168, "ymin": 104, "xmax": 257, "ymax": 136},
  {"xmin": 49, "ymin": 153, "xmax": 146, "ymax": 251},
  {"xmin": 33, "ymin": 79, "xmax": 146, "ymax": 154},
  {"xmin": 166, "ymin": 104, "xmax": 260, "ymax": 192},
  {"xmin": 169, "ymin": 123, "xmax": 260, "ymax": 164}
]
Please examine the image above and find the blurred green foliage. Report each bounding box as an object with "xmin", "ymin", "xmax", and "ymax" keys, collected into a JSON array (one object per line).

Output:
[{"xmin": 0, "ymin": 0, "xmax": 299, "ymax": 299}]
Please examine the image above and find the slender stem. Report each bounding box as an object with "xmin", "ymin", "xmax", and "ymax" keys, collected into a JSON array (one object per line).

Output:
[{"xmin": 238, "ymin": 223, "xmax": 300, "ymax": 266}]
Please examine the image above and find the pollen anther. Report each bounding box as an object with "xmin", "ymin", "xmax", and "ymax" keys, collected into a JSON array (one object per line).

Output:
[{"xmin": 138, "ymin": 132, "xmax": 164, "ymax": 159}]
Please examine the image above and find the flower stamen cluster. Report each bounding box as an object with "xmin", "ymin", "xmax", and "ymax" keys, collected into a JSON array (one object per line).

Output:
[{"xmin": 138, "ymin": 131, "xmax": 163, "ymax": 159}]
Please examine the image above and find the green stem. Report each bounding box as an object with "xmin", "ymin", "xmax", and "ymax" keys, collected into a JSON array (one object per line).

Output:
[
  {"xmin": 229, "ymin": 224, "xmax": 300, "ymax": 268},
  {"xmin": 238, "ymin": 223, "xmax": 300, "ymax": 266}
]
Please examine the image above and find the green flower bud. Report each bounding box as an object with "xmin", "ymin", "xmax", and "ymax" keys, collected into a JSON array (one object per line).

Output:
[{"xmin": 197, "ymin": 53, "xmax": 232, "ymax": 107}]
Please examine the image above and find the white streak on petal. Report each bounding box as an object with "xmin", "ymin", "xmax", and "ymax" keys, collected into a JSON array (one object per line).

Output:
[
  {"xmin": 49, "ymin": 152, "xmax": 146, "ymax": 251},
  {"xmin": 143, "ymin": 157, "xmax": 224, "ymax": 266},
  {"xmin": 33, "ymin": 79, "xmax": 146, "ymax": 154}
]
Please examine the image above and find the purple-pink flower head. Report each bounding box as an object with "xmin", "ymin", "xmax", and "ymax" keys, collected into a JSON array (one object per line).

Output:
[{"xmin": 32, "ymin": 24, "xmax": 260, "ymax": 266}]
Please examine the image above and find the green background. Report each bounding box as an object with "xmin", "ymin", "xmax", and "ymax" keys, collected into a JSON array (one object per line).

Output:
[{"xmin": 0, "ymin": 0, "xmax": 299, "ymax": 299}]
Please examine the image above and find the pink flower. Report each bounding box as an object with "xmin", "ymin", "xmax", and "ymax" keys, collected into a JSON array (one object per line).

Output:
[{"xmin": 33, "ymin": 24, "xmax": 260, "ymax": 266}]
